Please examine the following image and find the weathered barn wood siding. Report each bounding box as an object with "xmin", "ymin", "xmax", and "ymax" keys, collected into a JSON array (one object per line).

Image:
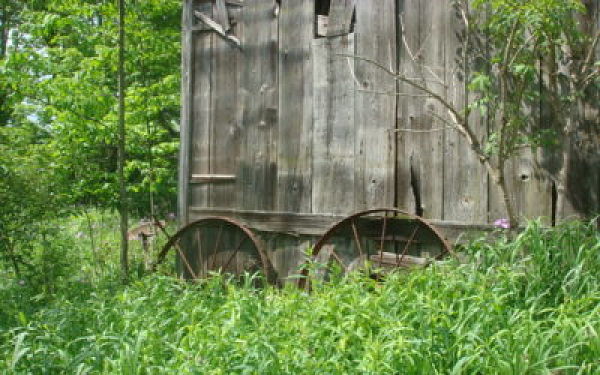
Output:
[
  {"xmin": 354, "ymin": 0, "xmax": 396, "ymax": 210},
  {"xmin": 276, "ymin": 0, "xmax": 314, "ymax": 213},
  {"xmin": 182, "ymin": 0, "xmax": 598, "ymax": 229},
  {"xmin": 239, "ymin": 0, "xmax": 279, "ymax": 211},
  {"xmin": 442, "ymin": 1, "xmax": 488, "ymax": 224},
  {"xmin": 209, "ymin": 0, "xmax": 242, "ymax": 209},
  {"xmin": 396, "ymin": 0, "xmax": 446, "ymax": 221},
  {"xmin": 312, "ymin": 35, "xmax": 356, "ymax": 214}
]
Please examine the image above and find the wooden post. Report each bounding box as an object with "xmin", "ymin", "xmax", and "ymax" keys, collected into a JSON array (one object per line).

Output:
[{"xmin": 179, "ymin": 0, "xmax": 194, "ymax": 226}]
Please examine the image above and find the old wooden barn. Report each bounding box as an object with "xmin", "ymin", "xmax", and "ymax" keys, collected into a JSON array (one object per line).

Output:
[{"xmin": 172, "ymin": 0, "xmax": 600, "ymax": 281}]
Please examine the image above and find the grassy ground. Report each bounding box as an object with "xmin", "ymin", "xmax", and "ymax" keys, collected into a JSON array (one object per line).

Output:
[{"xmin": 1, "ymin": 217, "xmax": 599, "ymax": 374}]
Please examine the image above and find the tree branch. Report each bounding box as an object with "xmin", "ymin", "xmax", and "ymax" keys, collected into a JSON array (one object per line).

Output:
[{"xmin": 340, "ymin": 53, "xmax": 489, "ymax": 164}]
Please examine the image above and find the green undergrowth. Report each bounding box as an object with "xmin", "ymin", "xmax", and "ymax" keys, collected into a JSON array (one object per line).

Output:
[{"xmin": 1, "ymin": 220, "xmax": 599, "ymax": 374}]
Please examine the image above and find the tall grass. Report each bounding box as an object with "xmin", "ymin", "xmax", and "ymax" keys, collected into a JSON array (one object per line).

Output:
[{"xmin": 1, "ymin": 219, "xmax": 599, "ymax": 374}]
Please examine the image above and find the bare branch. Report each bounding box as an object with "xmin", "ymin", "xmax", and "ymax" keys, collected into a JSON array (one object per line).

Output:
[
  {"xmin": 503, "ymin": 20, "xmax": 519, "ymax": 65},
  {"xmin": 356, "ymin": 88, "xmax": 431, "ymax": 97},
  {"xmin": 583, "ymin": 30, "xmax": 600, "ymax": 72},
  {"xmin": 339, "ymin": 54, "xmax": 463, "ymax": 121},
  {"xmin": 508, "ymin": 33, "xmax": 537, "ymax": 68},
  {"xmin": 399, "ymin": 16, "xmax": 445, "ymax": 86},
  {"xmin": 339, "ymin": 53, "xmax": 494, "ymax": 165},
  {"xmin": 390, "ymin": 126, "xmax": 452, "ymax": 134},
  {"xmin": 399, "ymin": 15, "xmax": 417, "ymax": 62}
]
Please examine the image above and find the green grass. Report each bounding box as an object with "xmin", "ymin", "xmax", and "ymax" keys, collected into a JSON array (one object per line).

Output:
[{"xmin": 1, "ymin": 219, "xmax": 599, "ymax": 374}]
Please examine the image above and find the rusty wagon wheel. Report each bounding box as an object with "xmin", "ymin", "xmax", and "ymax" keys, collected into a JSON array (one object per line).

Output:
[
  {"xmin": 153, "ymin": 217, "xmax": 278, "ymax": 285},
  {"xmin": 298, "ymin": 208, "xmax": 454, "ymax": 289}
]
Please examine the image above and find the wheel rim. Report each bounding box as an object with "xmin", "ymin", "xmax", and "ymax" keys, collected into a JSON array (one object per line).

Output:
[
  {"xmin": 153, "ymin": 217, "xmax": 277, "ymax": 284},
  {"xmin": 299, "ymin": 208, "xmax": 454, "ymax": 288}
]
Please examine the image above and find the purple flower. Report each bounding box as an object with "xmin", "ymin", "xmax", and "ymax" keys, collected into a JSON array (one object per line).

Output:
[{"xmin": 494, "ymin": 218, "xmax": 510, "ymax": 229}]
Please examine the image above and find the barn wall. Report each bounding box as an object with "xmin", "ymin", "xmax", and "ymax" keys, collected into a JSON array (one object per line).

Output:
[{"xmin": 181, "ymin": 0, "xmax": 599, "ymax": 230}]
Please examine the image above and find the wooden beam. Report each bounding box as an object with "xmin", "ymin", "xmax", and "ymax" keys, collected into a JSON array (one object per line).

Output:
[
  {"xmin": 188, "ymin": 207, "xmax": 494, "ymax": 240},
  {"xmin": 194, "ymin": 10, "xmax": 241, "ymax": 48},
  {"xmin": 225, "ymin": 0, "xmax": 244, "ymax": 7},
  {"xmin": 179, "ymin": 0, "xmax": 194, "ymax": 225},
  {"xmin": 190, "ymin": 174, "xmax": 237, "ymax": 184}
]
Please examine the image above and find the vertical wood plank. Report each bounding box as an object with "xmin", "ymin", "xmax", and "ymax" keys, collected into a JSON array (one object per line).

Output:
[
  {"xmin": 189, "ymin": 1, "xmax": 213, "ymax": 211},
  {"xmin": 276, "ymin": 0, "xmax": 314, "ymax": 213},
  {"xmin": 180, "ymin": 0, "xmax": 195, "ymax": 224},
  {"xmin": 214, "ymin": 0, "xmax": 231, "ymax": 31},
  {"xmin": 488, "ymin": 152, "xmax": 553, "ymax": 225},
  {"xmin": 395, "ymin": 0, "xmax": 416, "ymax": 214},
  {"xmin": 354, "ymin": 0, "xmax": 396, "ymax": 211},
  {"xmin": 312, "ymin": 35, "xmax": 356, "ymax": 215},
  {"xmin": 209, "ymin": 1, "xmax": 242, "ymax": 209},
  {"xmin": 396, "ymin": 0, "xmax": 445, "ymax": 220},
  {"xmin": 414, "ymin": 0, "xmax": 445, "ymax": 220},
  {"xmin": 239, "ymin": 0, "xmax": 279, "ymax": 211},
  {"xmin": 443, "ymin": 1, "xmax": 488, "ymax": 224}
]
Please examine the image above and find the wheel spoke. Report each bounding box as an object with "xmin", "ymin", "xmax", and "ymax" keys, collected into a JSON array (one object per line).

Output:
[
  {"xmin": 398, "ymin": 224, "xmax": 420, "ymax": 266},
  {"xmin": 153, "ymin": 216, "xmax": 172, "ymax": 239},
  {"xmin": 152, "ymin": 217, "xmax": 272, "ymax": 284},
  {"xmin": 330, "ymin": 249, "xmax": 348, "ymax": 271},
  {"xmin": 351, "ymin": 219, "xmax": 364, "ymax": 258},
  {"xmin": 195, "ymin": 228, "xmax": 203, "ymax": 276},
  {"xmin": 223, "ymin": 235, "xmax": 247, "ymax": 271},
  {"xmin": 210, "ymin": 224, "xmax": 224, "ymax": 269},
  {"xmin": 175, "ymin": 241, "xmax": 198, "ymax": 279},
  {"xmin": 378, "ymin": 215, "xmax": 388, "ymax": 267},
  {"xmin": 307, "ymin": 208, "xmax": 452, "ymax": 286}
]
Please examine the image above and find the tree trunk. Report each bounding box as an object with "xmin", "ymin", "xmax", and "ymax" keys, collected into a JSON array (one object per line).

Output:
[
  {"xmin": 85, "ymin": 209, "xmax": 99, "ymax": 278},
  {"xmin": 7, "ymin": 240, "xmax": 20, "ymax": 277},
  {"xmin": 554, "ymin": 94, "xmax": 585, "ymax": 222},
  {"xmin": 118, "ymin": 0, "xmax": 129, "ymax": 283}
]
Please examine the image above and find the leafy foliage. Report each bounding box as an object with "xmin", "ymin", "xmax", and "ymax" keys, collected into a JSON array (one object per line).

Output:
[
  {"xmin": 1, "ymin": 0, "xmax": 181, "ymax": 213},
  {"xmin": 0, "ymin": 0, "xmax": 180, "ymax": 276},
  {"xmin": 1, "ymin": 219, "xmax": 600, "ymax": 374},
  {"xmin": 453, "ymin": 0, "xmax": 600, "ymax": 225}
]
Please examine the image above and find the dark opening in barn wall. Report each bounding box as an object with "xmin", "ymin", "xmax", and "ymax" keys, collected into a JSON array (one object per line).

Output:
[
  {"xmin": 314, "ymin": 0, "xmax": 355, "ymax": 38},
  {"xmin": 315, "ymin": 0, "xmax": 331, "ymax": 15}
]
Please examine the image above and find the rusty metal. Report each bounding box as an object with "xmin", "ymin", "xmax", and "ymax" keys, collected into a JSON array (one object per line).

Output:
[
  {"xmin": 351, "ymin": 219, "xmax": 364, "ymax": 258},
  {"xmin": 222, "ymin": 236, "xmax": 248, "ymax": 270},
  {"xmin": 152, "ymin": 216, "xmax": 278, "ymax": 285},
  {"xmin": 378, "ymin": 215, "xmax": 388, "ymax": 267},
  {"xmin": 299, "ymin": 208, "xmax": 454, "ymax": 289},
  {"xmin": 398, "ymin": 224, "xmax": 420, "ymax": 266},
  {"xmin": 210, "ymin": 224, "xmax": 224, "ymax": 269}
]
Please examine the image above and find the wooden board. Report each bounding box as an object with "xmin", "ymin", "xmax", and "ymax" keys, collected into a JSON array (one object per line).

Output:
[
  {"xmin": 189, "ymin": 1, "xmax": 214, "ymax": 212},
  {"xmin": 488, "ymin": 150, "xmax": 553, "ymax": 225},
  {"xmin": 179, "ymin": 0, "xmax": 193, "ymax": 225},
  {"xmin": 209, "ymin": 1, "xmax": 242, "ymax": 208},
  {"xmin": 264, "ymin": 233, "xmax": 313, "ymax": 283},
  {"xmin": 397, "ymin": 0, "xmax": 445, "ymax": 218},
  {"xmin": 413, "ymin": 0, "xmax": 445, "ymax": 220},
  {"xmin": 353, "ymin": 0, "xmax": 396, "ymax": 211},
  {"xmin": 311, "ymin": 35, "xmax": 356, "ymax": 215},
  {"xmin": 394, "ymin": 0, "xmax": 416, "ymax": 215},
  {"xmin": 182, "ymin": 0, "xmax": 207, "ymax": 223},
  {"xmin": 442, "ymin": 1, "xmax": 488, "ymax": 224},
  {"xmin": 327, "ymin": 0, "xmax": 356, "ymax": 37},
  {"xmin": 239, "ymin": 0, "xmax": 279, "ymax": 211},
  {"xmin": 276, "ymin": 0, "xmax": 313, "ymax": 213},
  {"xmin": 188, "ymin": 207, "xmax": 492, "ymax": 242}
]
